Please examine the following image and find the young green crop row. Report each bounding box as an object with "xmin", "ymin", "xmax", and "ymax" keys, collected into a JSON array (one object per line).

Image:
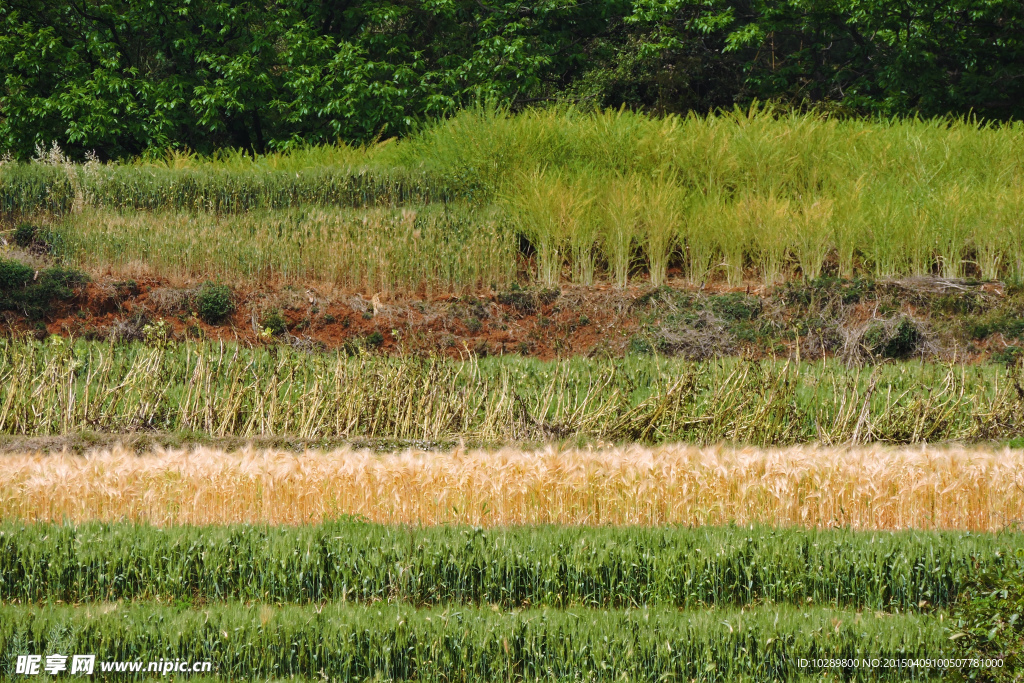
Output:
[
  {"xmin": 1, "ymin": 340, "xmax": 1022, "ymax": 444},
  {"xmin": 1, "ymin": 523, "xmax": 1019, "ymax": 611},
  {"xmin": 0, "ymin": 602, "xmax": 949, "ymax": 682},
  {"xmin": 503, "ymin": 169, "xmax": 1024, "ymax": 287}
]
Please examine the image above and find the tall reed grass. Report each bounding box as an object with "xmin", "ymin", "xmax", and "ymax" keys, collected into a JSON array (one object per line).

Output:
[
  {"xmin": 394, "ymin": 106, "xmax": 1024, "ymax": 285},
  {"xmin": 502, "ymin": 168, "xmax": 593, "ymax": 287},
  {"xmin": 1, "ymin": 444, "xmax": 1021, "ymax": 529},
  {"xmin": 598, "ymin": 174, "xmax": 639, "ymax": 288}
]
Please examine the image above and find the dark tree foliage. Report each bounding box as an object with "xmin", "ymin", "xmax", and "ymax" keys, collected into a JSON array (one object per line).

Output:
[{"xmin": 1, "ymin": 0, "xmax": 1022, "ymax": 159}]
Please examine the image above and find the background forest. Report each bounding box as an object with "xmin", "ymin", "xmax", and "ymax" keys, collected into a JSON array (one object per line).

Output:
[{"xmin": 2, "ymin": 0, "xmax": 1024, "ymax": 159}]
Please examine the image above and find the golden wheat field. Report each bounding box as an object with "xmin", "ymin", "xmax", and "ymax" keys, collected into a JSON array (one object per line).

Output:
[{"xmin": 2, "ymin": 444, "xmax": 1022, "ymax": 530}]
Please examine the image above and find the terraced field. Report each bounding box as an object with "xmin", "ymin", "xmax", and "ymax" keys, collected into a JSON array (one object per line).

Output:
[{"xmin": 2, "ymin": 108, "xmax": 1024, "ymax": 681}]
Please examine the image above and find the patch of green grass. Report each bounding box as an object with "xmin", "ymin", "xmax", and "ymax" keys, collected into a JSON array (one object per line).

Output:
[
  {"xmin": 0, "ymin": 600, "xmax": 950, "ymax": 682},
  {"xmin": 950, "ymin": 549, "xmax": 1024, "ymax": 680},
  {"xmin": 60, "ymin": 204, "xmax": 515, "ymax": 294},
  {"xmin": 3, "ymin": 522, "xmax": 1016, "ymax": 610},
  {"xmin": 969, "ymin": 314, "xmax": 1024, "ymax": 341},
  {"xmin": 627, "ymin": 335, "xmax": 654, "ymax": 355},
  {"xmin": 707, "ymin": 292, "xmax": 761, "ymax": 321},
  {"xmin": 864, "ymin": 317, "xmax": 922, "ymax": 359}
]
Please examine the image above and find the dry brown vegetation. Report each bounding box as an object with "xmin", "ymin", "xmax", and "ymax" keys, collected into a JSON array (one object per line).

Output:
[{"xmin": 2, "ymin": 444, "xmax": 1022, "ymax": 530}]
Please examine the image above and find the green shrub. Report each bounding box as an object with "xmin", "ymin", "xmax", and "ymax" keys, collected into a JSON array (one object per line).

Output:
[
  {"xmin": 537, "ymin": 287, "xmax": 560, "ymax": 306},
  {"xmin": 934, "ymin": 292, "xmax": 986, "ymax": 316},
  {"xmin": 260, "ymin": 309, "xmax": 288, "ymax": 335},
  {"xmin": 12, "ymin": 222, "xmax": 37, "ymax": 247},
  {"xmin": 497, "ymin": 288, "xmax": 537, "ymax": 314},
  {"xmin": 992, "ymin": 346, "xmax": 1024, "ymax": 367},
  {"xmin": 969, "ymin": 315, "xmax": 1024, "ymax": 342},
  {"xmin": 0, "ymin": 258, "xmax": 33, "ymax": 290},
  {"xmin": 196, "ymin": 283, "xmax": 234, "ymax": 324},
  {"xmin": 0, "ymin": 259, "xmax": 87, "ymax": 318},
  {"xmin": 885, "ymin": 318, "xmax": 922, "ymax": 358},
  {"xmin": 779, "ymin": 277, "xmax": 877, "ymax": 309},
  {"xmin": 495, "ymin": 284, "xmax": 561, "ymax": 315},
  {"xmin": 10, "ymin": 222, "xmax": 59, "ymax": 253},
  {"xmin": 864, "ymin": 317, "xmax": 921, "ymax": 359},
  {"xmin": 708, "ymin": 293, "xmax": 761, "ymax": 321},
  {"xmin": 365, "ymin": 330, "xmax": 385, "ymax": 348}
]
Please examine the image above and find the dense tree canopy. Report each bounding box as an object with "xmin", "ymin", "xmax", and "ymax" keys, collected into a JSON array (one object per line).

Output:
[{"xmin": 2, "ymin": 0, "xmax": 1022, "ymax": 159}]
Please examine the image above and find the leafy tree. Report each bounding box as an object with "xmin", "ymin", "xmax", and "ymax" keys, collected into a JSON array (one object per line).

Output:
[{"xmin": 1, "ymin": 0, "xmax": 1021, "ymax": 160}]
